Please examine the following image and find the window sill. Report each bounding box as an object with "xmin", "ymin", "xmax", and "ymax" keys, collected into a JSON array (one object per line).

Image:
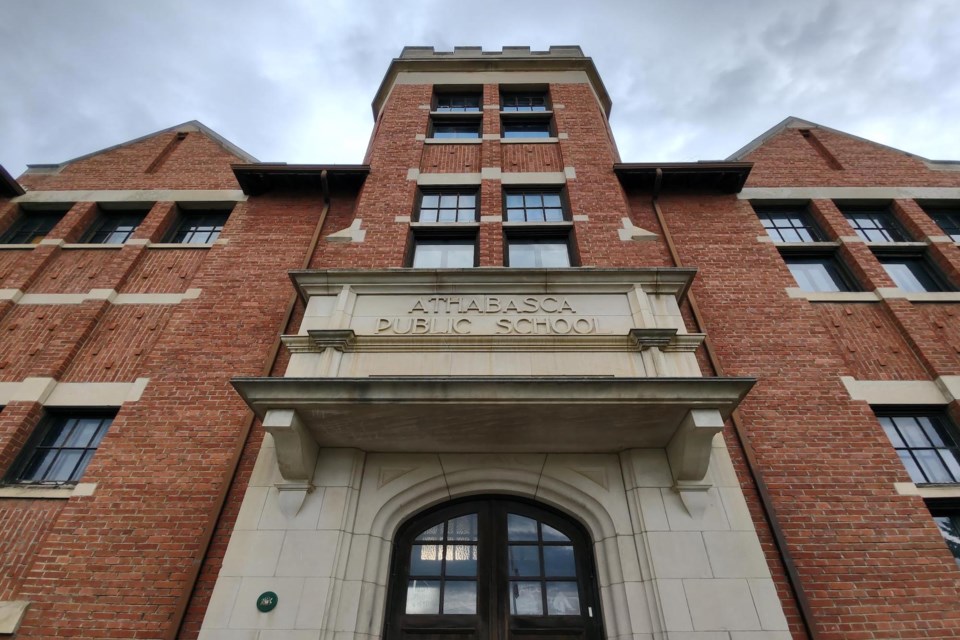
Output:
[
  {"xmin": 863, "ymin": 241, "xmax": 929, "ymax": 249},
  {"xmin": 148, "ymin": 242, "xmax": 215, "ymax": 249},
  {"xmin": 423, "ymin": 138, "xmax": 483, "ymax": 145},
  {"xmin": 894, "ymin": 482, "xmax": 960, "ymax": 499},
  {"xmin": 785, "ymin": 287, "xmax": 960, "ymax": 303},
  {"xmin": 430, "ymin": 111, "xmax": 483, "ymax": 117},
  {"xmin": 502, "ymin": 221, "xmax": 573, "ymax": 228},
  {"xmin": 62, "ymin": 243, "xmax": 126, "ymax": 250},
  {"xmin": 410, "ymin": 222, "xmax": 480, "ymax": 229},
  {"xmin": 773, "ymin": 241, "xmax": 841, "ymax": 249},
  {"xmin": 499, "ymin": 137, "xmax": 559, "ymax": 144},
  {"xmin": 0, "ymin": 243, "xmax": 37, "ymax": 250},
  {"xmin": 500, "ymin": 110, "xmax": 554, "ymax": 117},
  {"xmin": 785, "ymin": 288, "xmax": 881, "ymax": 303},
  {"xmin": 0, "ymin": 482, "xmax": 97, "ymax": 499},
  {"xmin": 877, "ymin": 288, "xmax": 960, "ymax": 303}
]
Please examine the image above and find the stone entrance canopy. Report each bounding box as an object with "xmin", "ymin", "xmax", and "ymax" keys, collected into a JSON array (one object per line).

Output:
[{"xmin": 230, "ymin": 268, "xmax": 755, "ymax": 514}]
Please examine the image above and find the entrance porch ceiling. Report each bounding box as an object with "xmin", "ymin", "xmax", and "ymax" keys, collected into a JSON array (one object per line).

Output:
[{"xmin": 231, "ymin": 376, "xmax": 754, "ymax": 453}]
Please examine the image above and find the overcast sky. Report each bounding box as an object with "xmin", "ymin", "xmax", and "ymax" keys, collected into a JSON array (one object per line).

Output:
[{"xmin": 2, "ymin": 1, "xmax": 958, "ymax": 177}]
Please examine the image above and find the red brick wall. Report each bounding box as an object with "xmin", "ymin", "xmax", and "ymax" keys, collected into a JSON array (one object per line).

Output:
[{"xmin": 630, "ymin": 127, "xmax": 960, "ymax": 637}]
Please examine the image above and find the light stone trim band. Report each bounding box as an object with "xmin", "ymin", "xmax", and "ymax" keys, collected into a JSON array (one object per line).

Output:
[
  {"xmin": 412, "ymin": 168, "xmax": 574, "ymax": 185},
  {"xmin": 280, "ymin": 328, "xmax": 705, "ymax": 354},
  {"xmin": 0, "ymin": 288, "xmax": 201, "ymax": 305},
  {"xmin": 0, "ymin": 483, "xmax": 97, "ymax": 500},
  {"xmin": 741, "ymin": 186, "xmax": 960, "ymax": 200},
  {"xmin": 895, "ymin": 483, "xmax": 960, "ymax": 498},
  {"xmin": 13, "ymin": 189, "xmax": 248, "ymax": 203},
  {"xmin": 0, "ymin": 377, "xmax": 149, "ymax": 406},
  {"xmin": 840, "ymin": 375, "xmax": 960, "ymax": 405},
  {"xmin": 0, "ymin": 600, "xmax": 30, "ymax": 634},
  {"xmin": 785, "ymin": 288, "xmax": 881, "ymax": 302}
]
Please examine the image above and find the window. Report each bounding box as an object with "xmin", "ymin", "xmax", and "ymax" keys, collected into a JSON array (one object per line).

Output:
[
  {"xmin": 417, "ymin": 190, "xmax": 478, "ymax": 223},
  {"xmin": 841, "ymin": 207, "xmax": 910, "ymax": 242},
  {"xmin": 83, "ymin": 208, "xmax": 148, "ymax": 244},
  {"xmin": 411, "ymin": 237, "xmax": 476, "ymax": 268},
  {"xmin": 430, "ymin": 120, "xmax": 481, "ymax": 139},
  {"xmin": 435, "ymin": 93, "xmax": 481, "ymax": 113},
  {"xmin": 0, "ymin": 207, "xmax": 69, "ymax": 244},
  {"xmin": 501, "ymin": 119, "xmax": 552, "ymax": 139},
  {"xmin": 931, "ymin": 510, "xmax": 960, "ymax": 567},
  {"xmin": 386, "ymin": 498, "xmax": 602, "ymax": 640},
  {"xmin": 754, "ymin": 205, "xmax": 824, "ymax": 242},
  {"xmin": 166, "ymin": 208, "xmax": 230, "ymax": 243},
  {"xmin": 504, "ymin": 190, "xmax": 566, "ymax": 223},
  {"xmin": 783, "ymin": 254, "xmax": 854, "ymax": 292},
  {"xmin": 507, "ymin": 238, "xmax": 571, "ymax": 268},
  {"xmin": 501, "ymin": 92, "xmax": 549, "ymax": 112},
  {"xmin": 877, "ymin": 412, "xmax": 960, "ymax": 484},
  {"xmin": 922, "ymin": 206, "xmax": 960, "ymax": 242},
  {"xmin": 5, "ymin": 413, "xmax": 114, "ymax": 485},
  {"xmin": 876, "ymin": 254, "xmax": 950, "ymax": 292}
]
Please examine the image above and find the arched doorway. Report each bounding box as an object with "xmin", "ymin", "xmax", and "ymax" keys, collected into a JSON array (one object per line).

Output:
[{"xmin": 385, "ymin": 497, "xmax": 604, "ymax": 640}]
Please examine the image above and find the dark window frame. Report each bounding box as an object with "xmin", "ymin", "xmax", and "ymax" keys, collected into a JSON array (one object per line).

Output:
[
  {"xmin": 875, "ymin": 409, "xmax": 960, "ymax": 485},
  {"xmin": 434, "ymin": 91, "xmax": 483, "ymax": 113},
  {"xmin": 504, "ymin": 226, "xmax": 577, "ymax": 269},
  {"xmin": 921, "ymin": 205, "xmax": 960, "ymax": 242},
  {"xmin": 429, "ymin": 117, "xmax": 482, "ymax": 140},
  {"xmin": 502, "ymin": 188, "xmax": 570, "ymax": 223},
  {"xmin": 82, "ymin": 206, "xmax": 150, "ymax": 244},
  {"xmin": 753, "ymin": 204, "xmax": 825, "ymax": 243},
  {"xmin": 873, "ymin": 248, "xmax": 953, "ymax": 293},
  {"xmin": 384, "ymin": 497, "xmax": 603, "ymax": 640},
  {"xmin": 500, "ymin": 90, "xmax": 550, "ymax": 113},
  {"xmin": 4, "ymin": 411, "xmax": 116, "ymax": 486},
  {"xmin": 415, "ymin": 188, "xmax": 480, "ymax": 224},
  {"xmin": 0, "ymin": 206, "xmax": 70, "ymax": 244},
  {"xmin": 165, "ymin": 207, "xmax": 231, "ymax": 244},
  {"xmin": 500, "ymin": 117, "xmax": 554, "ymax": 139},
  {"xmin": 839, "ymin": 205, "xmax": 911, "ymax": 242},
  {"xmin": 779, "ymin": 248, "xmax": 858, "ymax": 293},
  {"xmin": 408, "ymin": 228, "xmax": 479, "ymax": 269}
]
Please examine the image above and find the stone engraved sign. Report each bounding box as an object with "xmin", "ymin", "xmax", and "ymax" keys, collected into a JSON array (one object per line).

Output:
[{"xmin": 373, "ymin": 295, "xmax": 607, "ymax": 336}]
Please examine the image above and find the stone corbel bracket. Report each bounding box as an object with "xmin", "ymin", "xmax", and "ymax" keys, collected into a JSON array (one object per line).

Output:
[
  {"xmin": 262, "ymin": 409, "xmax": 318, "ymax": 517},
  {"xmin": 667, "ymin": 408, "xmax": 725, "ymax": 517}
]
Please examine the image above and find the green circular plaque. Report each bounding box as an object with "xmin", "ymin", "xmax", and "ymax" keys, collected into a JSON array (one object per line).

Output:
[{"xmin": 256, "ymin": 591, "xmax": 278, "ymax": 612}]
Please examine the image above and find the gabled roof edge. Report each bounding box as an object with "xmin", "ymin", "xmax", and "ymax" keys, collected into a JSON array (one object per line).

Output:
[
  {"xmin": 726, "ymin": 116, "xmax": 957, "ymax": 168},
  {"xmin": 24, "ymin": 120, "xmax": 258, "ymax": 172}
]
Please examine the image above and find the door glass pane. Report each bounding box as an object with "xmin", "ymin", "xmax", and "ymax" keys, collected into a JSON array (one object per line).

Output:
[
  {"xmin": 445, "ymin": 544, "xmax": 478, "ymax": 576},
  {"xmin": 541, "ymin": 524, "xmax": 570, "ymax": 542},
  {"xmin": 510, "ymin": 582, "xmax": 543, "ymax": 615},
  {"xmin": 410, "ymin": 545, "xmax": 443, "ymax": 575},
  {"xmin": 443, "ymin": 581, "xmax": 477, "ymax": 614},
  {"xmin": 509, "ymin": 545, "xmax": 540, "ymax": 576},
  {"xmin": 543, "ymin": 546, "xmax": 576, "ymax": 577},
  {"xmin": 508, "ymin": 514, "xmax": 538, "ymax": 541},
  {"xmin": 406, "ymin": 580, "xmax": 440, "ymax": 614},
  {"xmin": 546, "ymin": 582, "xmax": 581, "ymax": 615},
  {"xmin": 448, "ymin": 514, "xmax": 479, "ymax": 541}
]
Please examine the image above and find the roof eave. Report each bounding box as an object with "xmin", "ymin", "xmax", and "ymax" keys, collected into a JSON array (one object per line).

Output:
[
  {"xmin": 231, "ymin": 163, "xmax": 371, "ymax": 196},
  {"xmin": 0, "ymin": 164, "xmax": 25, "ymax": 197},
  {"xmin": 614, "ymin": 162, "xmax": 753, "ymax": 193}
]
